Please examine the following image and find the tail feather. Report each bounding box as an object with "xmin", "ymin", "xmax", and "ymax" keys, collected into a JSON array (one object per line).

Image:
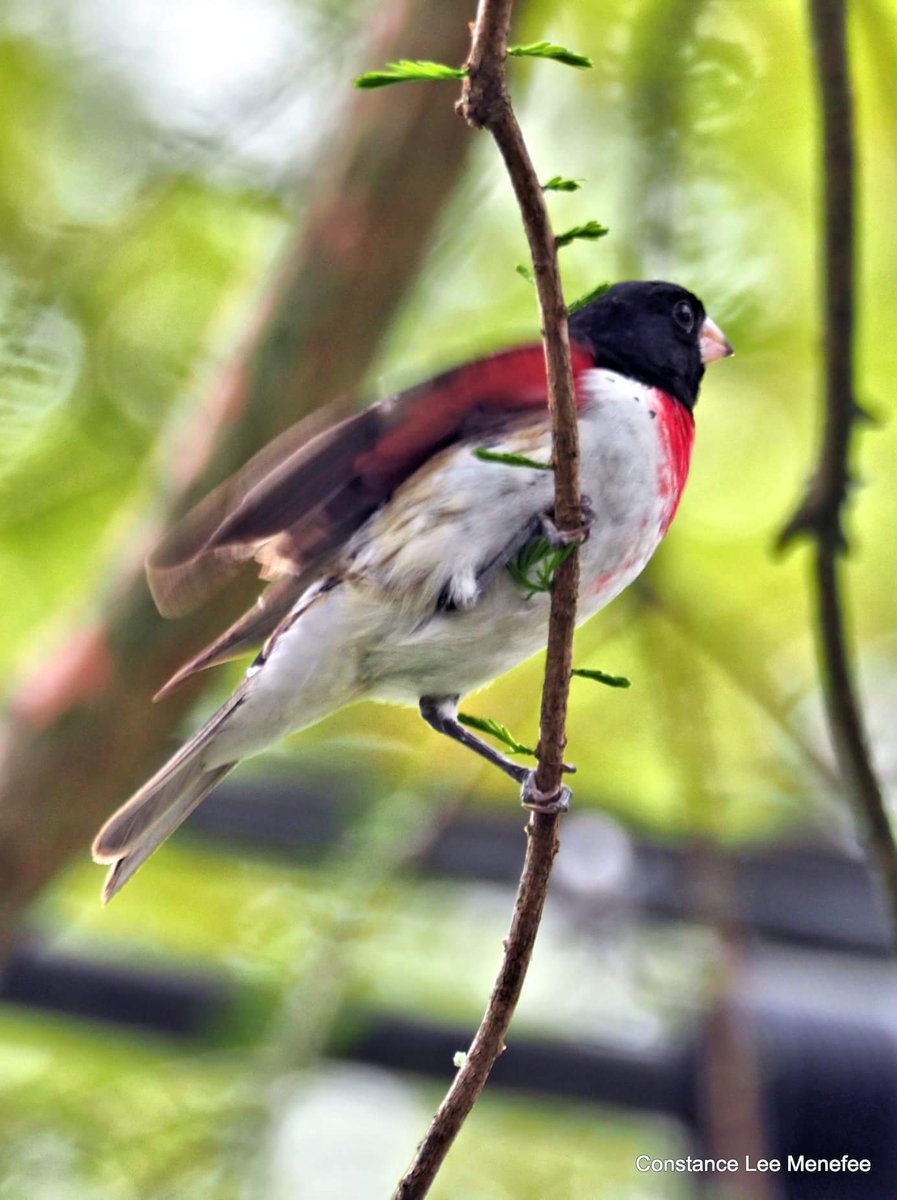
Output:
[
  {"xmin": 92, "ymin": 696, "xmax": 243, "ymax": 903},
  {"xmin": 96, "ymin": 764, "xmax": 233, "ymax": 903}
]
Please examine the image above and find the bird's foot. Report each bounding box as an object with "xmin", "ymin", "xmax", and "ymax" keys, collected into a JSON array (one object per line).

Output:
[
  {"xmin": 540, "ymin": 496, "xmax": 594, "ymax": 547},
  {"xmin": 520, "ymin": 771, "xmax": 573, "ymax": 815}
]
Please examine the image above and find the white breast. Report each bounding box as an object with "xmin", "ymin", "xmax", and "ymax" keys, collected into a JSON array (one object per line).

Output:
[
  {"xmin": 575, "ymin": 369, "xmax": 679, "ymax": 616},
  {"xmin": 353, "ymin": 369, "xmax": 685, "ymax": 701}
]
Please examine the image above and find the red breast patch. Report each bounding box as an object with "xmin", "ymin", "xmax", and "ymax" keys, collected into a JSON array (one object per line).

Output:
[{"xmin": 653, "ymin": 390, "xmax": 695, "ymax": 530}]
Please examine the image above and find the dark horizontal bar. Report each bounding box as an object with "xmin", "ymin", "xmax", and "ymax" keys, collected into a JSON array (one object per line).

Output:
[
  {"xmin": 5, "ymin": 945, "xmax": 897, "ymax": 1200},
  {"xmin": 187, "ymin": 781, "xmax": 892, "ymax": 955},
  {"xmin": 0, "ymin": 941, "xmax": 230, "ymax": 1037},
  {"xmin": 344, "ymin": 1012, "xmax": 694, "ymax": 1119}
]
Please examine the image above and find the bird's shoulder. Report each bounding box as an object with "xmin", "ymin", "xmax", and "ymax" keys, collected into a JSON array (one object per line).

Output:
[
  {"xmin": 147, "ymin": 340, "xmax": 595, "ymax": 693},
  {"xmin": 147, "ymin": 341, "xmax": 594, "ymax": 617}
]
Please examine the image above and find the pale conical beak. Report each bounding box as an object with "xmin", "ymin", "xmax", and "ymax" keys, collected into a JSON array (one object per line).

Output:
[{"xmin": 700, "ymin": 316, "xmax": 734, "ymax": 364}]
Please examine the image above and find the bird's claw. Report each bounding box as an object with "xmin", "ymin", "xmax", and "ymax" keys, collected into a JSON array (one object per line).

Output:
[
  {"xmin": 540, "ymin": 496, "xmax": 595, "ymax": 548},
  {"xmin": 520, "ymin": 772, "xmax": 573, "ymax": 815}
]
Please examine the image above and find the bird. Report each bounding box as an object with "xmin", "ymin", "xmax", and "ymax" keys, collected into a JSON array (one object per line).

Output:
[{"xmin": 92, "ymin": 280, "xmax": 732, "ymax": 901}]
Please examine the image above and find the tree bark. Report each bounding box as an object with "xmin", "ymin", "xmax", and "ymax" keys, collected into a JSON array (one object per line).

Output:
[{"xmin": 0, "ymin": 0, "xmax": 474, "ymax": 949}]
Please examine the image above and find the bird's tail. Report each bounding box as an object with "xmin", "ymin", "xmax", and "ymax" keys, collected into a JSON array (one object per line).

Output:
[{"xmin": 92, "ymin": 695, "xmax": 243, "ymax": 903}]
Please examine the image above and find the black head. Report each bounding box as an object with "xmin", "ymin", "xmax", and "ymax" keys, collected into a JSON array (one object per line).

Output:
[{"xmin": 569, "ymin": 280, "xmax": 723, "ymax": 410}]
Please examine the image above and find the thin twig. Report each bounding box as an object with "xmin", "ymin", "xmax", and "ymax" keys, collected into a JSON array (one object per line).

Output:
[
  {"xmin": 392, "ymin": 812, "xmax": 559, "ymax": 1198},
  {"xmin": 778, "ymin": 0, "xmax": 897, "ymax": 940},
  {"xmin": 393, "ymin": 2, "xmax": 584, "ymax": 1195},
  {"xmin": 461, "ymin": 3, "xmax": 584, "ymax": 797}
]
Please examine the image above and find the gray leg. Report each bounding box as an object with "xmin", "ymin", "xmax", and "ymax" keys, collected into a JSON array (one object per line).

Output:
[
  {"xmin": 419, "ymin": 695, "xmax": 573, "ymax": 814},
  {"xmin": 419, "ymin": 695, "xmax": 531, "ymax": 784}
]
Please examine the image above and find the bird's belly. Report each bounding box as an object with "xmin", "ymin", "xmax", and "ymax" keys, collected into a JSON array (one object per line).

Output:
[
  {"xmin": 366, "ymin": 453, "xmax": 671, "ymax": 698},
  {"xmin": 365, "ymin": 519, "xmax": 663, "ymax": 704},
  {"xmin": 361, "ymin": 371, "xmax": 689, "ymax": 702}
]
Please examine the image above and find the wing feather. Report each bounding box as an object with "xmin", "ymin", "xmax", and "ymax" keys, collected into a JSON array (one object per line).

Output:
[
  {"xmin": 152, "ymin": 576, "xmax": 307, "ymax": 700},
  {"xmin": 147, "ymin": 400, "xmax": 362, "ymax": 617},
  {"xmin": 149, "ymin": 341, "xmax": 594, "ymax": 692}
]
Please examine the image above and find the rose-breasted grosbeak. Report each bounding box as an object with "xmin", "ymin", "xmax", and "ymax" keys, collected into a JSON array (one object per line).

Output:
[{"xmin": 92, "ymin": 280, "xmax": 732, "ymax": 901}]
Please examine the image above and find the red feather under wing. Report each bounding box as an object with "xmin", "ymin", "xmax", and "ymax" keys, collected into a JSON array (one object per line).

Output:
[
  {"xmin": 154, "ymin": 342, "xmax": 593, "ymax": 609},
  {"xmin": 148, "ymin": 341, "xmax": 595, "ymax": 692},
  {"xmin": 356, "ymin": 343, "xmax": 593, "ymax": 492}
]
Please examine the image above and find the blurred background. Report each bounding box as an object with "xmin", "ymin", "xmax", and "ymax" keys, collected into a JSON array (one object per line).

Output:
[{"xmin": 1, "ymin": 0, "xmax": 896, "ymax": 1196}]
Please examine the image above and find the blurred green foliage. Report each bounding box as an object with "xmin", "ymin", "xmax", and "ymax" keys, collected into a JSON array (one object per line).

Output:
[{"xmin": 1, "ymin": 0, "xmax": 896, "ymax": 1195}]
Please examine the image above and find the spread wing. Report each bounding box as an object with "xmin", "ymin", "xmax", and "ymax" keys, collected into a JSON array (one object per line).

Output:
[{"xmin": 149, "ymin": 341, "xmax": 594, "ymax": 695}]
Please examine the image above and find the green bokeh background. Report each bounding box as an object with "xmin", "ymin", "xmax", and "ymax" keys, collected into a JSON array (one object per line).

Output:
[{"xmin": 1, "ymin": 0, "xmax": 895, "ymax": 1195}]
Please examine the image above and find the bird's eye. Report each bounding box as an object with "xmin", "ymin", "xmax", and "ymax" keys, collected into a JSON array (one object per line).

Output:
[{"xmin": 673, "ymin": 300, "xmax": 695, "ymax": 332}]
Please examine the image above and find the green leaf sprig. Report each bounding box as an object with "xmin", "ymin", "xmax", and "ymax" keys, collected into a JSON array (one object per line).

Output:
[
  {"xmin": 555, "ymin": 221, "xmax": 610, "ymax": 250},
  {"xmin": 458, "ymin": 712, "xmax": 536, "ymax": 758},
  {"xmin": 507, "ymin": 538, "xmax": 576, "ymax": 599},
  {"xmin": 473, "ymin": 447, "xmax": 553, "ymax": 471},
  {"xmin": 355, "ymin": 60, "xmax": 467, "ymax": 89},
  {"xmin": 571, "ymin": 667, "xmax": 631, "ymax": 688},
  {"xmin": 541, "ymin": 176, "xmax": 583, "ymax": 192},
  {"xmin": 355, "ymin": 42, "xmax": 591, "ymax": 90},
  {"xmin": 508, "ymin": 42, "xmax": 593, "ymax": 69},
  {"xmin": 568, "ymin": 281, "xmax": 613, "ymax": 314}
]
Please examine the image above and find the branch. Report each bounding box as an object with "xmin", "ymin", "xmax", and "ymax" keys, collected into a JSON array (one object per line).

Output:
[
  {"xmin": 461, "ymin": 2, "xmax": 584, "ymax": 797},
  {"xmin": 777, "ymin": 0, "xmax": 897, "ymax": 939},
  {"xmin": 394, "ymin": 2, "xmax": 585, "ymax": 1194},
  {"xmin": 778, "ymin": 0, "xmax": 857, "ymax": 554},
  {"xmin": 393, "ymin": 816, "xmax": 559, "ymax": 1198}
]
